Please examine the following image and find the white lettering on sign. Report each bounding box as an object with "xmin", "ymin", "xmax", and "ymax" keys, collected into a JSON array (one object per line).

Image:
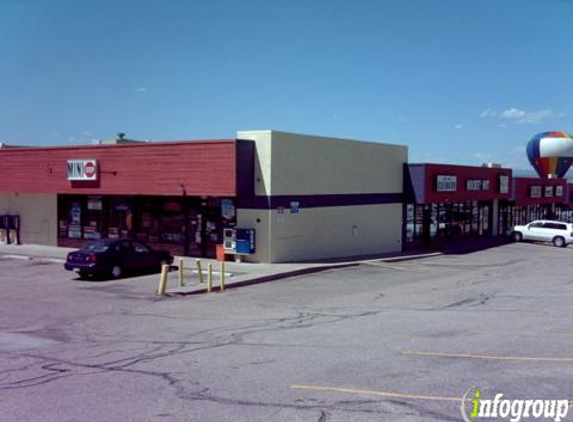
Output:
[
  {"xmin": 530, "ymin": 186, "xmax": 541, "ymax": 198},
  {"xmin": 544, "ymin": 186, "xmax": 554, "ymax": 197},
  {"xmin": 436, "ymin": 175, "xmax": 457, "ymax": 192},
  {"xmin": 499, "ymin": 175, "xmax": 509, "ymax": 194},
  {"xmin": 481, "ymin": 180, "xmax": 490, "ymax": 190},
  {"xmin": 466, "ymin": 180, "xmax": 482, "ymax": 191},
  {"xmin": 67, "ymin": 159, "xmax": 98, "ymax": 181}
]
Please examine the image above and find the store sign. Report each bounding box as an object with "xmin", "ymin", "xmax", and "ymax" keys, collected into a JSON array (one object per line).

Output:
[
  {"xmin": 466, "ymin": 180, "xmax": 482, "ymax": 191},
  {"xmin": 436, "ymin": 175, "xmax": 457, "ymax": 192},
  {"xmin": 530, "ymin": 186, "xmax": 542, "ymax": 198},
  {"xmin": 67, "ymin": 159, "xmax": 98, "ymax": 181},
  {"xmin": 499, "ymin": 175, "xmax": 509, "ymax": 194},
  {"xmin": 556, "ymin": 186, "xmax": 564, "ymax": 196},
  {"xmin": 481, "ymin": 180, "xmax": 490, "ymax": 190},
  {"xmin": 544, "ymin": 186, "xmax": 554, "ymax": 197}
]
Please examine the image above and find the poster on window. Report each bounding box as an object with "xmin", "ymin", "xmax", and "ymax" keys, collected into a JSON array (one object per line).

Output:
[
  {"xmin": 68, "ymin": 202, "xmax": 82, "ymax": 238},
  {"xmin": 221, "ymin": 199, "xmax": 236, "ymax": 220},
  {"xmin": 87, "ymin": 196, "xmax": 103, "ymax": 210}
]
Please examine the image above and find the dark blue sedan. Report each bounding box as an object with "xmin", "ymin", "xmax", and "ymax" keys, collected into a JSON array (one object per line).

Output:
[{"xmin": 64, "ymin": 239, "xmax": 173, "ymax": 279}]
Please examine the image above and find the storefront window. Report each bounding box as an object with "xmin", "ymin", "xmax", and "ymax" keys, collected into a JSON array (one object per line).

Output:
[
  {"xmin": 108, "ymin": 199, "xmax": 133, "ymax": 239},
  {"xmin": 135, "ymin": 201, "xmax": 160, "ymax": 243},
  {"xmin": 68, "ymin": 201, "xmax": 83, "ymax": 239},
  {"xmin": 160, "ymin": 200, "xmax": 185, "ymax": 244},
  {"xmin": 83, "ymin": 196, "xmax": 103, "ymax": 239}
]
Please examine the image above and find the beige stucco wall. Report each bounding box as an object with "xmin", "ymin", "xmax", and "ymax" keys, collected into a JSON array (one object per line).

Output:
[
  {"xmin": 0, "ymin": 193, "xmax": 57, "ymax": 245},
  {"xmin": 236, "ymin": 130, "xmax": 407, "ymax": 263},
  {"xmin": 237, "ymin": 130, "xmax": 407, "ymax": 195},
  {"xmin": 237, "ymin": 204, "xmax": 402, "ymax": 262}
]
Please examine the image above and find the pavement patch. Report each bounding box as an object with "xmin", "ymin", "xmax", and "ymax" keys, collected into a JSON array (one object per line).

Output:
[{"xmin": 0, "ymin": 332, "xmax": 61, "ymax": 351}]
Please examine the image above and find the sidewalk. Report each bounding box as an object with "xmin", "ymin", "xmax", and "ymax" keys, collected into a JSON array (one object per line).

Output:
[{"xmin": 0, "ymin": 236, "xmax": 509, "ymax": 295}]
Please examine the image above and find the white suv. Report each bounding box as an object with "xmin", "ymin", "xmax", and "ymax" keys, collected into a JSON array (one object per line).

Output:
[{"xmin": 511, "ymin": 220, "xmax": 573, "ymax": 247}]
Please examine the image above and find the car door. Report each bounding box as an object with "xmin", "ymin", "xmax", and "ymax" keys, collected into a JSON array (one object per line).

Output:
[
  {"xmin": 526, "ymin": 222, "xmax": 546, "ymax": 241},
  {"xmin": 116, "ymin": 240, "xmax": 138, "ymax": 270},
  {"xmin": 132, "ymin": 241, "xmax": 155, "ymax": 269},
  {"xmin": 545, "ymin": 222, "xmax": 567, "ymax": 242}
]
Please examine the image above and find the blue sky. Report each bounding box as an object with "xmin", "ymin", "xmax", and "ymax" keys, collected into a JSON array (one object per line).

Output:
[{"xmin": 1, "ymin": 0, "xmax": 572, "ymax": 170}]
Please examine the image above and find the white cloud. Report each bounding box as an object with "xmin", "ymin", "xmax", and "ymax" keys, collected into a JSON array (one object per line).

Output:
[
  {"xmin": 136, "ymin": 86, "xmax": 148, "ymax": 93},
  {"xmin": 479, "ymin": 109, "xmax": 496, "ymax": 118},
  {"xmin": 501, "ymin": 108, "xmax": 527, "ymax": 120},
  {"xmin": 454, "ymin": 123, "xmax": 463, "ymax": 130},
  {"xmin": 398, "ymin": 115, "xmax": 408, "ymax": 123},
  {"xmin": 480, "ymin": 107, "xmax": 563, "ymax": 125}
]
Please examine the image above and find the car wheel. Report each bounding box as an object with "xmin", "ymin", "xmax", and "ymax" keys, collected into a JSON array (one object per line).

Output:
[
  {"xmin": 78, "ymin": 271, "xmax": 90, "ymax": 279},
  {"xmin": 111, "ymin": 264, "xmax": 123, "ymax": 279},
  {"xmin": 553, "ymin": 236, "xmax": 566, "ymax": 248},
  {"xmin": 512, "ymin": 232, "xmax": 522, "ymax": 242}
]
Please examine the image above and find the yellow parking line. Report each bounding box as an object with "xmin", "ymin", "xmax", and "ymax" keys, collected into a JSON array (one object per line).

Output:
[
  {"xmin": 290, "ymin": 383, "xmax": 462, "ymax": 403},
  {"xmin": 402, "ymin": 350, "xmax": 573, "ymax": 363}
]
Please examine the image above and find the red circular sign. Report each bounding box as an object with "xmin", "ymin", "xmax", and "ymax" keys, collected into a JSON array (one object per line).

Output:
[{"xmin": 84, "ymin": 162, "xmax": 96, "ymax": 178}]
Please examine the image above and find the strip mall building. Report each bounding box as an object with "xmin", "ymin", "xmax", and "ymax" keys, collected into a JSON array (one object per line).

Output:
[{"xmin": 0, "ymin": 130, "xmax": 569, "ymax": 262}]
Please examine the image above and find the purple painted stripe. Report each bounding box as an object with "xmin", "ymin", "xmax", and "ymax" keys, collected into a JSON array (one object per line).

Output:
[{"xmin": 237, "ymin": 193, "xmax": 403, "ymax": 209}]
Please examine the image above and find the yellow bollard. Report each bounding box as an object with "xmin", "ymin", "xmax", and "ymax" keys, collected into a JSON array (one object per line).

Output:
[
  {"xmin": 196, "ymin": 259, "xmax": 204, "ymax": 284},
  {"xmin": 156, "ymin": 264, "xmax": 170, "ymax": 296},
  {"xmin": 220, "ymin": 261, "xmax": 225, "ymax": 292},
  {"xmin": 178, "ymin": 258, "xmax": 184, "ymax": 287},
  {"xmin": 207, "ymin": 263, "xmax": 213, "ymax": 293}
]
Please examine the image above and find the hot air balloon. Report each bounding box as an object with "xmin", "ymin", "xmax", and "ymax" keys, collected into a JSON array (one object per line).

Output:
[{"xmin": 526, "ymin": 131, "xmax": 573, "ymax": 178}]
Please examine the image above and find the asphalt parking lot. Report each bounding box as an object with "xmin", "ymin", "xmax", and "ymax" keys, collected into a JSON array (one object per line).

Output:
[{"xmin": 1, "ymin": 242, "xmax": 573, "ymax": 422}]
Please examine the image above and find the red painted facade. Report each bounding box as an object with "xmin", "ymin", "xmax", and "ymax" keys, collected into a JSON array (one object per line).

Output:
[
  {"xmin": 411, "ymin": 164, "xmax": 513, "ymax": 203},
  {"xmin": 512, "ymin": 177, "xmax": 567, "ymax": 206},
  {"xmin": 0, "ymin": 140, "xmax": 238, "ymax": 196}
]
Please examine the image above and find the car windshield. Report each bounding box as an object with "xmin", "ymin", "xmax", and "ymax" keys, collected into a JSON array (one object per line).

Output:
[{"xmin": 81, "ymin": 241, "xmax": 110, "ymax": 253}]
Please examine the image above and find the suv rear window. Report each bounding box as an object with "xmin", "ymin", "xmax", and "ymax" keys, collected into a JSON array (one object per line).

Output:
[{"xmin": 543, "ymin": 222, "xmax": 567, "ymax": 230}]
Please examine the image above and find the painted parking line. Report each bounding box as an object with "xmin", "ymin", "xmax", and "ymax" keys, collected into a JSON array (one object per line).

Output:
[
  {"xmin": 402, "ymin": 350, "xmax": 573, "ymax": 363},
  {"xmin": 291, "ymin": 383, "xmax": 462, "ymax": 403},
  {"xmin": 0, "ymin": 254, "xmax": 32, "ymax": 260}
]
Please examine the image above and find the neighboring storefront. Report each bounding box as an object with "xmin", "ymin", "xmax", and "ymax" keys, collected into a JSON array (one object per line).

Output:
[
  {"xmin": 404, "ymin": 164, "xmax": 513, "ymax": 247},
  {"xmin": 503, "ymin": 177, "xmax": 568, "ymax": 229},
  {"xmin": 555, "ymin": 184, "xmax": 573, "ymax": 222}
]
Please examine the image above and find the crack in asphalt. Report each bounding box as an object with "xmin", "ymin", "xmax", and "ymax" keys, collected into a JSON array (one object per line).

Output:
[{"xmin": 0, "ymin": 308, "xmax": 433, "ymax": 417}]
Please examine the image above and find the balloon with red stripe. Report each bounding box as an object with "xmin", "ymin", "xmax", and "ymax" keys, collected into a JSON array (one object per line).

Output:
[{"xmin": 526, "ymin": 131, "xmax": 573, "ymax": 178}]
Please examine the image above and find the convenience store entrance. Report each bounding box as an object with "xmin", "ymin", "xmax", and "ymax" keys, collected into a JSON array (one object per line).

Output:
[{"xmin": 57, "ymin": 195, "xmax": 235, "ymax": 257}]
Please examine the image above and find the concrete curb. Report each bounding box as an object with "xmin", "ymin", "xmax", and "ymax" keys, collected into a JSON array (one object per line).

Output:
[{"xmin": 166, "ymin": 262, "xmax": 360, "ymax": 296}]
